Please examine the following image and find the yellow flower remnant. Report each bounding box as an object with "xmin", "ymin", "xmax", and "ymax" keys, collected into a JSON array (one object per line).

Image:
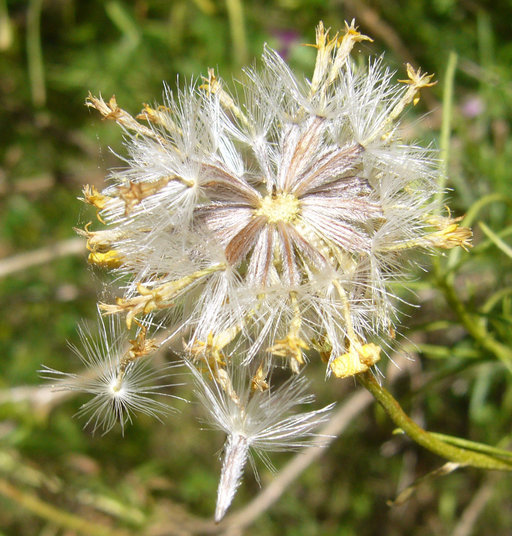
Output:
[
  {"xmin": 136, "ymin": 103, "xmax": 172, "ymax": 124},
  {"xmin": 78, "ymin": 223, "xmax": 120, "ymax": 251},
  {"xmin": 112, "ymin": 323, "xmax": 158, "ymax": 393},
  {"xmin": 83, "ymin": 184, "xmax": 112, "ymax": 210},
  {"xmin": 268, "ymin": 293, "xmax": 309, "ymax": 373},
  {"xmin": 332, "ymin": 20, "xmax": 373, "ymax": 79},
  {"xmin": 426, "ymin": 214, "xmax": 472, "ymax": 251},
  {"xmin": 101, "ymin": 264, "xmax": 226, "ymax": 328},
  {"xmin": 251, "ymin": 363, "xmax": 269, "ymax": 392},
  {"xmin": 215, "ymin": 367, "xmax": 242, "ymax": 406},
  {"xmin": 86, "ymin": 93, "xmax": 167, "ymax": 145},
  {"xmin": 376, "ymin": 64, "xmax": 437, "ymax": 144},
  {"xmin": 127, "ymin": 323, "xmax": 158, "ymax": 362},
  {"xmin": 188, "ymin": 326, "xmax": 241, "ymax": 368},
  {"xmin": 398, "ymin": 63, "xmax": 438, "ymax": 106},
  {"xmin": 116, "ymin": 177, "xmax": 172, "ymax": 215},
  {"xmin": 88, "ymin": 249, "xmax": 123, "ymax": 269},
  {"xmin": 78, "ymin": 223, "xmax": 124, "ymax": 268},
  {"xmin": 200, "ymin": 68, "xmax": 250, "ymax": 127},
  {"xmin": 308, "ymin": 20, "xmax": 373, "ymax": 98},
  {"xmin": 330, "ymin": 341, "xmax": 381, "ymax": 379},
  {"xmin": 268, "ymin": 333, "xmax": 309, "ymax": 374}
]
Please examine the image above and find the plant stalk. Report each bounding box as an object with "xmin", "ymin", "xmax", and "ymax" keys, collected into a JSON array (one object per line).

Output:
[{"xmin": 357, "ymin": 371, "xmax": 512, "ymax": 471}]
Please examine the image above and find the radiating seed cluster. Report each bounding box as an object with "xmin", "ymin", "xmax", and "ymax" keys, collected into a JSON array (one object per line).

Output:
[{"xmin": 47, "ymin": 21, "xmax": 471, "ymax": 520}]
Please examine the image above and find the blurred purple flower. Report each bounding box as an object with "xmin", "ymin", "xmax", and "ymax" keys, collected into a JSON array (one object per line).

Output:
[
  {"xmin": 461, "ymin": 96, "xmax": 485, "ymax": 118},
  {"xmin": 272, "ymin": 28, "xmax": 300, "ymax": 59}
]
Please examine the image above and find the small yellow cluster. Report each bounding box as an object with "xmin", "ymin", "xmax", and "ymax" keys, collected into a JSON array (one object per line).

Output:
[{"xmin": 330, "ymin": 340, "xmax": 381, "ymax": 379}]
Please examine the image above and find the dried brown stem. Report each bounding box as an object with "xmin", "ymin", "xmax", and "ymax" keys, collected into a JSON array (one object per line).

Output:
[
  {"xmin": 0, "ymin": 238, "xmax": 84, "ymax": 279},
  {"xmin": 452, "ymin": 473, "xmax": 501, "ymax": 536},
  {"xmin": 0, "ymin": 477, "xmax": 131, "ymax": 536}
]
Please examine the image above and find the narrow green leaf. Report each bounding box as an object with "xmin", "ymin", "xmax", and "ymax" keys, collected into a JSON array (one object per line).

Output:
[{"xmin": 479, "ymin": 221, "xmax": 512, "ymax": 259}]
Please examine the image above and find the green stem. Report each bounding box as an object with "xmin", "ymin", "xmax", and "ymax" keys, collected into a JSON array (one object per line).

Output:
[
  {"xmin": 225, "ymin": 0, "xmax": 248, "ymax": 66},
  {"xmin": 0, "ymin": 477, "xmax": 131, "ymax": 536},
  {"xmin": 357, "ymin": 372, "xmax": 512, "ymax": 471},
  {"xmin": 432, "ymin": 52, "xmax": 456, "ymax": 273},
  {"xmin": 437, "ymin": 51, "xmax": 457, "ymax": 206},
  {"xmin": 27, "ymin": 0, "xmax": 46, "ymax": 107},
  {"xmin": 437, "ymin": 276, "xmax": 512, "ymax": 373},
  {"xmin": 479, "ymin": 221, "xmax": 512, "ymax": 259},
  {"xmin": 429, "ymin": 432, "xmax": 512, "ymax": 459}
]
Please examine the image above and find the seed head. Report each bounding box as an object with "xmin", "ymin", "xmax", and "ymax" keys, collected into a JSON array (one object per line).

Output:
[
  {"xmin": 83, "ymin": 22, "xmax": 470, "ymax": 377},
  {"xmin": 47, "ymin": 19, "xmax": 473, "ymax": 521}
]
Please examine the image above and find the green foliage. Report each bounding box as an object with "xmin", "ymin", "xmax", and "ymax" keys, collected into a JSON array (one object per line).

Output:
[{"xmin": 1, "ymin": 1, "xmax": 512, "ymax": 534}]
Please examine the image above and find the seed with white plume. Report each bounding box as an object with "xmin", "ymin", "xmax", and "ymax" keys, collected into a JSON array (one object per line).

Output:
[
  {"xmin": 187, "ymin": 361, "xmax": 334, "ymax": 521},
  {"xmin": 41, "ymin": 312, "xmax": 182, "ymax": 435},
  {"xmin": 83, "ymin": 20, "xmax": 470, "ymax": 378}
]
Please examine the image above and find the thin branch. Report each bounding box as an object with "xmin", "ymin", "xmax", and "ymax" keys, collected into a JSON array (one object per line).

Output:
[
  {"xmin": 0, "ymin": 174, "xmax": 54, "ymax": 197},
  {"xmin": 0, "ymin": 384, "xmax": 73, "ymax": 416},
  {"xmin": 0, "ymin": 237, "xmax": 84, "ymax": 279},
  {"xmin": 452, "ymin": 473, "xmax": 500, "ymax": 536},
  {"xmin": 0, "ymin": 477, "xmax": 132, "ymax": 536},
  {"xmin": 357, "ymin": 371, "xmax": 512, "ymax": 471}
]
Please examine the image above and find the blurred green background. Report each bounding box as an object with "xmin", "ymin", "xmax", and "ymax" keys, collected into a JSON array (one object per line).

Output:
[{"xmin": 1, "ymin": 1, "xmax": 512, "ymax": 534}]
